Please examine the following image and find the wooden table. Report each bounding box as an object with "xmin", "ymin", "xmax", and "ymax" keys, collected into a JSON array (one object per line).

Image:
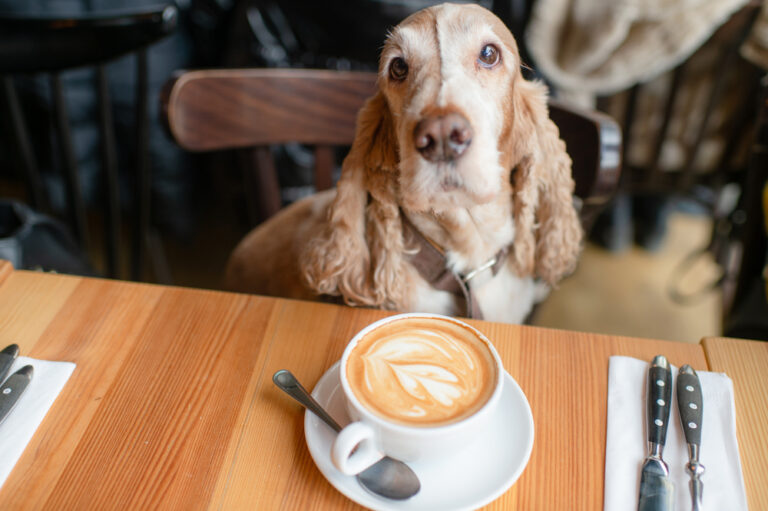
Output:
[
  {"xmin": 700, "ymin": 336, "xmax": 768, "ymax": 511},
  {"xmin": 0, "ymin": 260, "xmax": 764, "ymax": 510}
]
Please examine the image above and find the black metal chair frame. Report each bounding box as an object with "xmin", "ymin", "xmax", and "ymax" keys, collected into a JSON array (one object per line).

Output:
[{"xmin": 0, "ymin": 5, "xmax": 177, "ymax": 281}]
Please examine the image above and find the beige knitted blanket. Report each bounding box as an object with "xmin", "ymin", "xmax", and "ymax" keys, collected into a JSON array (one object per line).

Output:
[{"xmin": 525, "ymin": 0, "xmax": 765, "ymax": 104}]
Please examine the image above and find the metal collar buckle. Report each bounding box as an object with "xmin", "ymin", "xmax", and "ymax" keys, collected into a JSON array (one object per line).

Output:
[{"xmin": 460, "ymin": 256, "xmax": 497, "ymax": 284}]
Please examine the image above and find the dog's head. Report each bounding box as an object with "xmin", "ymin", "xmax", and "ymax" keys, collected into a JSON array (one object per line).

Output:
[
  {"xmin": 380, "ymin": 3, "xmax": 526, "ymax": 211},
  {"xmin": 303, "ymin": 3, "xmax": 582, "ymax": 308}
]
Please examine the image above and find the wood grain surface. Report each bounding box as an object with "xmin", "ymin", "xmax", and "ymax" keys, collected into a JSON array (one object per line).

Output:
[
  {"xmin": 702, "ymin": 336, "xmax": 768, "ymax": 511},
  {"xmin": 0, "ymin": 266, "xmax": 756, "ymax": 510},
  {"xmin": 0, "ymin": 260, "xmax": 11, "ymax": 287},
  {"xmin": 162, "ymin": 68, "xmax": 378, "ymax": 151}
]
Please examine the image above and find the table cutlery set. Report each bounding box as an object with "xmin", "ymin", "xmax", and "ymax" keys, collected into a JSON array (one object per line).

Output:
[
  {"xmin": 274, "ymin": 356, "xmax": 712, "ymax": 509},
  {"xmin": 0, "ymin": 344, "xmax": 33, "ymax": 426},
  {"xmin": 638, "ymin": 355, "xmax": 704, "ymax": 511}
]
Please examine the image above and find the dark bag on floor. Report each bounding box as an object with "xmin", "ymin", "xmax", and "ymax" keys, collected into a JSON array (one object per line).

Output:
[{"xmin": 0, "ymin": 199, "xmax": 94, "ymax": 276}]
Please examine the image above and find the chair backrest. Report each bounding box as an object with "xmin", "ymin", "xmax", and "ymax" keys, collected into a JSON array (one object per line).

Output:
[
  {"xmin": 162, "ymin": 68, "xmax": 621, "ymax": 228},
  {"xmin": 596, "ymin": 4, "xmax": 762, "ymax": 197},
  {"xmin": 0, "ymin": 5, "xmax": 177, "ymax": 281},
  {"xmin": 162, "ymin": 68, "xmax": 377, "ymax": 221}
]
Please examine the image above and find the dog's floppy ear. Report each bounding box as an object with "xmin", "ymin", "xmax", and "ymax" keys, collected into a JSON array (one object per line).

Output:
[
  {"xmin": 507, "ymin": 79, "xmax": 583, "ymax": 285},
  {"xmin": 301, "ymin": 91, "xmax": 402, "ymax": 306}
]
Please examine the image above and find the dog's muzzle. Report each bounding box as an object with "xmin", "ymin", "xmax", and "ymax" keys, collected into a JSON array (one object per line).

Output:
[{"xmin": 413, "ymin": 113, "xmax": 472, "ymax": 162}]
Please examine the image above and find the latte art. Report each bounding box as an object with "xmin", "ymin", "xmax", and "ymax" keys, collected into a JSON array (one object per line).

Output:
[{"xmin": 346, "ymin": 317, "xmax": 497, "ymax": 426}]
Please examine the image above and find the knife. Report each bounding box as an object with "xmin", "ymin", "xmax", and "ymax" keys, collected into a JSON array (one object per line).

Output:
[
  {"xmin": 638, "ymin": 355, "xmax": 674, "ymax": 511},
  {"xmin": 0, "ymin": 344, "xmax": 19, "ymax": 383},
  {"xmin": 0, "ymin": 365, "xmax": 33, "ymax": 425},
  {"xmin": 677, "ymin": 364, "xmax": 705, "ymax": 511}
]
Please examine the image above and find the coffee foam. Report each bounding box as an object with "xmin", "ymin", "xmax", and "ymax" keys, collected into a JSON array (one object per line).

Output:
[{"xmin": 346, "ymin": 317, "xmax": 497, "ymax": 427}]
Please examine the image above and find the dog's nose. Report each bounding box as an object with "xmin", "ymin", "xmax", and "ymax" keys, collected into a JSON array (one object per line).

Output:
[{"xmin": 413, "ymin": 113, "xmax": 472, "ymax": 162}]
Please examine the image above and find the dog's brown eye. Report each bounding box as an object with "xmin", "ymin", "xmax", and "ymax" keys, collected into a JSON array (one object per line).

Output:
[
  {"xmin": 478, "ymin": 44, "xmax": 500, "ymax": 68},
  {"xmin": 389, "ymin": 57, "xmax": 408, "ymax": 81}
]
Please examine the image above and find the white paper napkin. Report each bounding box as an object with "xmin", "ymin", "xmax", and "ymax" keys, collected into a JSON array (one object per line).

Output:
[
  {"xmin": 0, "ymin": 356, "xmax": 75, "ymax": 488},
  {"xmin": 604, "ymin": 355, "xmax": 748, "ymax": 511}
]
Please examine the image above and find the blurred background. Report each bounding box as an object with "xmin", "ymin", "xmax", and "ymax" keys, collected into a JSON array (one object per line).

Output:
[{"xmin": 0, "ymin": 0, "xmax": 766, "ymax": 343}]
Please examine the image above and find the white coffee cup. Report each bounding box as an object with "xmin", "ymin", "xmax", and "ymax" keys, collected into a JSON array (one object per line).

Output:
[{"xmin": 332, "ymin": 313, "xmax": 504, "ymax": 475}]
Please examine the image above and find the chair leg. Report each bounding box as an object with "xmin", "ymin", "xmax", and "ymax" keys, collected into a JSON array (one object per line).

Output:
[
  {"xmin": 314, "ymin": 145, "xmax": 334, "ymax": 191},
  {"xmin": 1, "ymin": 76, "xmax": 48, "ymax": 211},
  {"xmin": 241, "ymin": 146, "xmax": 281, "ymax": 226},
  {"xmin": 147, "ymin": 228, "xmax": 173, "ymax": 284},
  {"xmin": 96, "ymin": 64, "xmax": 121, "ymax": 279},
  {"xmin": 50, "ymin": 73, "xmax": 89, "ymax": 253},
  {"xmin": 132, "ymin": 50, "xmax": 151, "ymax": 281}
]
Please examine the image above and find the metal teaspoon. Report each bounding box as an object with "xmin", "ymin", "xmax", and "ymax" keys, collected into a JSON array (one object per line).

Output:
[{"xmin": 273, "ymin": 369, "xmax": 421, "ymax": 500}]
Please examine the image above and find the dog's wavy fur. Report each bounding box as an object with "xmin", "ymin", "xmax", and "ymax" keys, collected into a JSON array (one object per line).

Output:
[{"xmin": 226, "ymin": 3, "xmax": 582, "ymax": 323}]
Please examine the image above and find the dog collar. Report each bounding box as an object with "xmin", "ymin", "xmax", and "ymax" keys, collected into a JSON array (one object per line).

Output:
[{"xmin": 401, "ymin": 212, "xmax": 509, "ymax": 320}]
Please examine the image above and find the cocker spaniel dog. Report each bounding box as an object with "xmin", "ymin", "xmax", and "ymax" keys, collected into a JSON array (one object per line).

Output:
[{"xmin": 225, "ymin": 2, "xmax": 582, "ymax": 323}]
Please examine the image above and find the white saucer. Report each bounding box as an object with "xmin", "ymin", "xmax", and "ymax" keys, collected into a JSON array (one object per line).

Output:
[{"xmin": 304, "ymin": 362, "xmax": 535, "ymax": 511}]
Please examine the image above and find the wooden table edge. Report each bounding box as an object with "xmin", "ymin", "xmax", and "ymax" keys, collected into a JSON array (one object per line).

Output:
[
  {"xmin": 700, "ymin": 334, "xmax": 768, "ymax": 371},
  {"xmin": 0, "ymin": 260, "xmax": 13, "ymax": 288},
  {"xmin": 699, "ymin": 334, "xmax": 768, "ymax": 511}
]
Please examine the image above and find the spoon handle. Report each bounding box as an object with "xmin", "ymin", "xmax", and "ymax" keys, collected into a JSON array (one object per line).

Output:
[{"xmin": 273, "ymin": 369, "xmax": 343, "ymax": 433}]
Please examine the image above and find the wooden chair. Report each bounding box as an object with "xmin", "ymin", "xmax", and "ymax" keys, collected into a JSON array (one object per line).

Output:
[
  {"xmin": 0, "ymin": 5, "xmax": 177, "ymax": 281},
  {"xmin": 596, "ymin": 5, "xmax": 762, "ymax": 197},
  {"xmin": 722, "ymin": 80, "xmax": 768, "ymax": 340},
  {"xmin": 161, "ymin": 68, "xmax": 621, "ymax": 231},
  {"xmin": 589, "ymin": 4, "xmax": 764, "ymax": 322}
]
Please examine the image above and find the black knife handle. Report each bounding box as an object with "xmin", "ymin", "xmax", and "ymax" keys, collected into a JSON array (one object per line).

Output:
[
  {"xmin": 647, "ymin": 356, "xmax": 672, "ymax": 447},
  {"xmin": 0, "ymin": 344, "xmax": 19, "ymax": 357},
  {"xmin": 0, "ymin": 364, "xmax": 33, "ymax": 425},
  {"xmin": 0, "ymin": 343, "xmax": 20, "ymax": 382},
  {"xmin": 677, "ymin": 365, "xmax": 703, "ymax": 446}
]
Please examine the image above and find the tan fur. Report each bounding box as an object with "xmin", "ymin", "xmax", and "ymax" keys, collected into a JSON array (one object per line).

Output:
[
  {"xmin": 225, "ymin": 3, "xmax": 583, "ymax": 323},
  {"xmin": 507, "ymin": 78, "xmax": 583, "ymax": 284}
]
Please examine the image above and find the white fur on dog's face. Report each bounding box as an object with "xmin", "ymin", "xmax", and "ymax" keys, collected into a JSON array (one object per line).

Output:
[{"xmin": 379, "ymin": 3, "xmax": 520, "ymax": 212}]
